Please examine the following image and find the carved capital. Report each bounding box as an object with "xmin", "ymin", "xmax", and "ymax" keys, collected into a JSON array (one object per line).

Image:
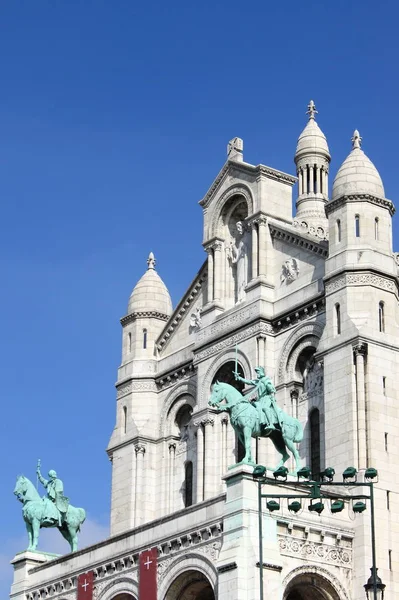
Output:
[
  {"xmin": 168, "ymin": 442, "xmax": 177, "ymax": 452},
  {"xmin": 221, "ymin": 415, "xmax": 229, "ymax": 426},
  {"xmin": 135, "ymin": 444, "xmax": 146, "ymax": 455},
  {"xmin": 290, "ymin": 389, "xmax": 299, "ymax": 401},
  {"xmin": 202, "ymin": 417, "xmax": 215, "ymax": 427},
  {"xmin": 353, "ymin": 343, "xmax": 367, "ymax": 357}
]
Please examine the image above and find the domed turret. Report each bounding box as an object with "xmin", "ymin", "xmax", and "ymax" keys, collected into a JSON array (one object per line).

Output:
[
  {"xmin": 332, "ymin": 130, "xmax": 385, "ymax": 201},
  {"xmin": 294, "ymin": 101, "xmax": 331, "ymax": 238},
  {"xmin": 128, "ymin": 252, "xmax": 172, "ymax": 317}
]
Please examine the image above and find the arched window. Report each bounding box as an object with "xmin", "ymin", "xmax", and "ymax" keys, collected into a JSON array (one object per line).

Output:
[
  {"xmin": 310, "ymin": 408, "xmax": 321, "ymax": 479},
  {"xmin": 355, "ymin": 214, "xmax": 360, "ymax": 237},
  {"xmin": 128, "ymin": 332, "xmax": 132, "ymax": 353},
  {"xmin": 184, "ymin": 461, "xmax": 193, "ymax": 507},
  {"xmin": 336, "ymin": 219, "xmax": 341, "ymax": 242},
  {"xmin": 123, "ymin": 406, "xmax": 127, "ymax": 434},
  {"xmin": 375, "ymin": 217, "xmax": 379, "ymax": 240},
  {"xmin": 379, "ymin": 302, "xmax": 385, "ymax": 332},
  {"xmin": 335, "ymin": 303, "xmax": 341, "ymax": 335},
  {"xmin": 143, "ymin": 329, "xmax": 147, "ymax": 349},
  {"xmin": 212, "ymin": 361, "xmax": 245, "ymax": 463}
]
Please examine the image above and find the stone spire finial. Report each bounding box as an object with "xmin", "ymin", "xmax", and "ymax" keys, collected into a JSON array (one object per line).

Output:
[
  {"xmin": 351, "ymin": 129, "xmax": 362, "ymax": 149},
  {"xmin": 306, "ymin": 100, "xmax": 318, "ymax": 120},
  {"xmin": 147, "ymin": 252, "xmax": 156, "ymax": 270}
]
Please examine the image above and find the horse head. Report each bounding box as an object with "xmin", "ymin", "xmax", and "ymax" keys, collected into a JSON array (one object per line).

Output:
[
  {"xmin": 208, "ymin": 380, "xmax": 225, "ymax": 408},
  {"xmin": 14, "ymin": 475, "xmax": 39, "ymax": 503},
  {"xmin": 14, "ymin": 475, "xmax": 27, "ymax": 502}
]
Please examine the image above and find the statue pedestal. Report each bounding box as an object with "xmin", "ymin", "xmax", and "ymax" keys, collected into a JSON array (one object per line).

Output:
[
  {"xmin": 10, "ymin": 551, "xmax": 59, "ymax": 600},
  {"xmin": 217, "ymin": 464, "xmax": 282, "ymax": 600}
]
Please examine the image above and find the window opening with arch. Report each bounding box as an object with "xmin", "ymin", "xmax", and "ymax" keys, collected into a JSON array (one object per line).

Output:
[
  {"xmin": 212, "ymin": 360, "xmax": 245, "ymax": 462},
  {"xmin": 379, "ymin": 301, "xmax": 385, "ymax": 332},
  {"xmin": 375, "ymin": 217, "xmax": 379, "ymax": 240},
  {"xmin": 335, "ymin": 303, "xmax": 341, "ymax": 335},
  {"xmin": 336, "ymin": 219, "xmax": 341, "ymax": 242},
  {"xmin": 355, "ymin": 214, "xmax": 360, "ymax": 237},
  {"xmin": 143, "ymin": 328, "xmax": 147, "ymax": 349}
]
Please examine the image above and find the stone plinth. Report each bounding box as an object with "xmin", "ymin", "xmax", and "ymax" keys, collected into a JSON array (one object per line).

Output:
[
  {"xmin": 217, "ymin": 464, "xmax": 282, "ymax": 600},
  {"xmin": 10, "ymin": 551, "xmax": 59, "ymax": 600}
]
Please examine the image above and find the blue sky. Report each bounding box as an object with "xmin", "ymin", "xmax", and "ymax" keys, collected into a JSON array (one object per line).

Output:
[{"xmin": 1, "ymin": 0, "xmax": 399, "ymax": 595}]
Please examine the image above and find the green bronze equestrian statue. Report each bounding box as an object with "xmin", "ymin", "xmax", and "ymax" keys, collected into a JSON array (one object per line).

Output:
[
  {"xmin": 14, "ymin": 463, "xmax": 86, "ymax": 553},
  {"xmin": 209, "ymin": 364, "xmax": 303, "ymax": 472}
]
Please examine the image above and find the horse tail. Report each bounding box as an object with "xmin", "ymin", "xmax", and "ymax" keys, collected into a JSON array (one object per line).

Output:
[{"xmin": 293, "ymin": 421, "xmax": 303, "ymax": 443}]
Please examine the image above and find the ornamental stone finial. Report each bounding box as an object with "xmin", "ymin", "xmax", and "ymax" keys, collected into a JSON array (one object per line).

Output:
[
  {"xmin": 147, "ymin": 252, "xmax": 156, "ymax": 270},
  {"xmin": 351, "ymin": 129, "xmax": 362, "ymax": 149},
  {"xmin": 306, "ymin": 100, "xmax": 318, "ymax": 120}
]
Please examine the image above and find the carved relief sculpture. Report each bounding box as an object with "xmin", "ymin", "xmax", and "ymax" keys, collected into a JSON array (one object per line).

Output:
[
  {"xmin": 281, "ymin": 258, "xmax": 299, "ymax": 285},
  {"xmin": 227, "ymin": 221, "xmax": 249, "ymax": 303}
]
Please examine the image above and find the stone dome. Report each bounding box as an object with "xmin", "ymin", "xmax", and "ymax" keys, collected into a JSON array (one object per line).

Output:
[
  {"xmin": 295, "ymin": 102, "xmax": 330, "ymax": 161},
  {"xmin": 331, "ymin": 130, "xmax": 385, "ymax": 201},
  {"xmin": 127, "ymin": 252, "xmax": 173, "ymax": 317}
]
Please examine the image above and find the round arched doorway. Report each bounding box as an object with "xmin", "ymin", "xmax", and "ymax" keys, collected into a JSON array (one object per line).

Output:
[
  {"xmin": 163, "ymin": 569, "xmax": 215, "ymax": 600},
  {"xmin": 284, "ymin": 571, "xmax": 342, "ymax": 600}
]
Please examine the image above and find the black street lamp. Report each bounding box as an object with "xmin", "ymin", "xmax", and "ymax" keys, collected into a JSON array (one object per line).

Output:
[
  {"xmin": 364, "ymin": 568, "xmax": 386, "ymax": 600},
  {"xmin": 253, "ymin": 465, "xmax": 385, "ymax": 600}
]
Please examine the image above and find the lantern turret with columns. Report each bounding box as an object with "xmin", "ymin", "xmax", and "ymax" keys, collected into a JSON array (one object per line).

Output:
[{"xmin": 294, "ymin": 100, "xmax": 331, "ymax": 237}]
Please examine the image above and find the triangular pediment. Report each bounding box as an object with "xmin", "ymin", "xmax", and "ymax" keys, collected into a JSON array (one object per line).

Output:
[{"xmin": 156, "ymin": 261, "xmax": 207, "ymax": 356}]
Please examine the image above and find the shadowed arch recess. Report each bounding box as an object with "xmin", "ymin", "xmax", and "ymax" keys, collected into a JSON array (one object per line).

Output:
[{"xmin": 163, "ymin": 569, "xmax": 215, "ymax": 600}]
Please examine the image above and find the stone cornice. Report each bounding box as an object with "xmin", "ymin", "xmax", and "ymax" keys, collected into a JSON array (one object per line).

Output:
[
  {"xmin": 324, "ymin": 270, "xmax": 398, "ymax": 298},
  {"xmin": 325, "ymin": 193, "xmax": 395, "ymax": 216},
  {"xmin": 121, "ymin": 311, "xmax": 169, "ymax": 326},
  {"xmin": 156, "ymin": 262, "xmax": 207, "ymax": 353},
  {"xmin": 199, "ymin": 160, "xmax": 296, "ymax": 208},
  {"xmin": 269, "ymin": 221, "xmax": 328, "ymax": 257},
  {"xmin": 156, "ymin": 361, "xmax": 195, "ymax": 390}
]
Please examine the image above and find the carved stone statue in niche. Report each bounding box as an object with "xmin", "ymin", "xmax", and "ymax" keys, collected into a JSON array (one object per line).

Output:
[
  {"xmin": 227, "ymin": 221, "xmax": 249, "ymax": 303},
  {"xmin": 303, "ymin": 356, "xmax": 323, "ymax": 398}
]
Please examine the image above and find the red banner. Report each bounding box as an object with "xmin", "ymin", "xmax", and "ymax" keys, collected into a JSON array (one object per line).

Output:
[
  {"xmin": 77, "ymin": 571, "xmax": 94, "ymax": 600},
  {"xmin": 139, "ymin": 548, "xmax": 158, "ymax": 600}
]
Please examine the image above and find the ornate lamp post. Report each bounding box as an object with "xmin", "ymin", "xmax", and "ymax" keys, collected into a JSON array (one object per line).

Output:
[{"xmin": 253, "ymin": 465, "xmax": 385, "ymax": 600}]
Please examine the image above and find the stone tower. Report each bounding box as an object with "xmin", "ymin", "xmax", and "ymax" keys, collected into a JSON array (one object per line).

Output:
[
  {"xmin": 294, "ymin": 100, "xmax": 331, "ymax": 238},
  {"xmin": 107, "ymin": 252, "xmax": 173, "ymax": 534}
]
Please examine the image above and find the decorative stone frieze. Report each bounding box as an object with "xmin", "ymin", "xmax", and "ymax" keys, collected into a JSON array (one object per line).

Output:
[
  {"xmin": 116, "ymin": 380, "xmax": 157, "ymax": 398},
  {"xmin": 194, "ymin": 321, "xmax": 272, "ymax": 363},
  {"xmin": 325, "ymin": 272, "xmax": 397, "ymax": 296},
  {"xmin": 156, "ymin": 363, "xmax": 195, "ymax": 390},
  {"xmin": 278, "ymin": 536, "xmax": 352, "ymax": 568}
]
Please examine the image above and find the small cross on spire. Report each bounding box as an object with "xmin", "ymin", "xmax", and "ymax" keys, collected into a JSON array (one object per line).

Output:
[
  {"xmin": 306, "ymin": 100, "xmax": 318, "ymax": 120},
  {"xmin": 147, "ymin": 252, "xmax": 156, "ymax": 270},
  {"xmin": 351, "ymin": 129, "xmax": 362, "ymax": 149}
]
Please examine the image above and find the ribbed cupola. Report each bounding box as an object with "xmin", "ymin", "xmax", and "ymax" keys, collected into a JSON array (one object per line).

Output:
[{"xmin": 294, "ymin": 101, "xmax": 331, "ymax": 237}]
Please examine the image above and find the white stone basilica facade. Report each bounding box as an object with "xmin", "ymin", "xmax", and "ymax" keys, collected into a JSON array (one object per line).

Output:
[{"xmin": 11, "ymin": 103, "xmax": 399, "ymax": 600}]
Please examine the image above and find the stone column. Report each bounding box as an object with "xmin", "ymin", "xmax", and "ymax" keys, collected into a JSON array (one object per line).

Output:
[
  {"xmin": 168, "ymin": 442, "xmax": 176, "ymax": 513},
  {"xmin": 257, "ymin": 217, "xmax": 268, "ymax": 277},
  {"xmin": 298, "ymin": 170, "xmax": 303, "ymax": 195},
  {"xmin": 206, "ymin": 248, "xmax": 214, "ymax": 303},
  {"xmin": 213, "ymin": 241, "xmax": 223, "ymax": 302},
  {"xmin": 221, "ymin": 415, "xmax": 229, "ymax": 476},
  {"xmin": 290, "ymin": 388, "xmax": 299, "ymax": 419},
  {"xmin": 251, "ymin": 221, "xmax": 258, "ymax": 280},
  {"xmin": 134, "ymin": 444, "xmax": 146, "ymax": 525},
  {"xmin": 354, "ymin": 344, "xmax": 367, "ymax": 469},
  {"xmin": 203, "ymin": 417, "xmax": 215, "ymax": 499},
  {"xmin": 309, "ymin": 166, "xmax": 314, "ymax": 193},
  {"xmin": 196, "ymin": 423, "xmax": 204, "ymax": 502},
  {"xmin": 257, "ymin": 334, "xmax": 266, "ymax": 367},
  {"xmin": 325, "ymin": 170, "xmax": 329, "ymax": 197}
]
